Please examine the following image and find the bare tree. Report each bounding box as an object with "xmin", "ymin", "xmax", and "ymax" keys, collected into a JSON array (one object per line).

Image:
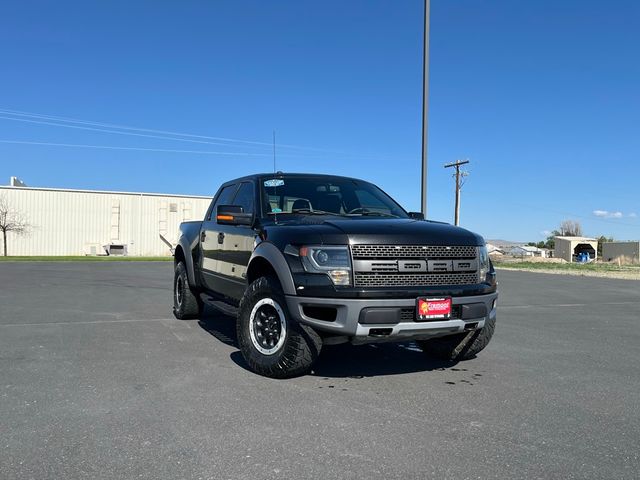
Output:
[
  {"xmin": 559, "ymin": 219, "xmax": 583, "ymax": 237},
  {"xmin": 0, "ymin": 194, "xmax": 31, "ymax": 256}
]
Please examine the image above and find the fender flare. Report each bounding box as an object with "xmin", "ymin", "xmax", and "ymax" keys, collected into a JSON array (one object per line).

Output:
[
  {"xmin": 175, "ymin": 236, "xmax": 199, "ymax": 289},
  {"xmin": 248, "ymin": 242, "xmax": 296, "ymax": 296}
]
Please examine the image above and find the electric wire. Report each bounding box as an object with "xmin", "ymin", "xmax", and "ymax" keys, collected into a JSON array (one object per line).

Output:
[
  {"xmin": 0, "ymin": 140, "xmax": 272, "ymax": 156},
  {"xmin": 0, "ymin": 107, "xmax": 386, "ymax": 159},
  {"xmin": 0, "ymin": 115, "xmax": 260, "ymax": 149}
]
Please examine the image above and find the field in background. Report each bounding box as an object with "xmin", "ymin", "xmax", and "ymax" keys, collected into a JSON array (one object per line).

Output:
[{"xmin": 494, "ymin": 259, "xmax": 640, "ymax": 280}]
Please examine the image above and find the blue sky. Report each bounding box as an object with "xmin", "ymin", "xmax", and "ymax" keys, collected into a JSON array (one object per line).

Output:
[{"xmin": 1, "ymin": 0, "xmax": 638, "ymax": 241}]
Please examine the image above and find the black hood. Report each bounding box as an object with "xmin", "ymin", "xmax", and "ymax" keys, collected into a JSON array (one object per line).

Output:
[{"xmin": 263, "ymin": 217, "xmax": 484, "ymax": 247}]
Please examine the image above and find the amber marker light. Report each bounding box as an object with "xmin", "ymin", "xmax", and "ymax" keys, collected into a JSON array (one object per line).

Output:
[{"xmin": 217, "ymin": 215, "xmax": 234, "ymax": 221}]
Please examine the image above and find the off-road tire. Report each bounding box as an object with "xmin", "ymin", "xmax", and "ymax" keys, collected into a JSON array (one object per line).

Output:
[
  {"xmin": 173, "ymin": 261, "xmax": 203, "ymax": 319},
  {"xmin": 237, "ymin": 276, "xmax": 322, "ymax": 379},
  {"xmin": 417, "ymin": 315, "xmax": 496, "ymax": 361}
]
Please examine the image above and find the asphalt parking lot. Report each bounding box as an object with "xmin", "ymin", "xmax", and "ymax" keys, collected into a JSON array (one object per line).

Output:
[{"xmin": 1, "ymin": 263, "xmax": 639, "ymax": 479}]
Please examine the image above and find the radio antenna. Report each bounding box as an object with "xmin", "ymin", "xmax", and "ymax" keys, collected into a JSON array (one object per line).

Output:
[
  {"xmin": 271, "ymin": 129, "xmax": 278, "ymax": 224},
  {"xmin": 272, "ymin": 130, "xmax": 276, "ymax": 173}
]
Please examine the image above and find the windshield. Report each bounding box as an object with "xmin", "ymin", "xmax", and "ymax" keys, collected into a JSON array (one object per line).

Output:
[{"xmin": 260, "ymin": 176, "xmax": 408, "ymax": 218}]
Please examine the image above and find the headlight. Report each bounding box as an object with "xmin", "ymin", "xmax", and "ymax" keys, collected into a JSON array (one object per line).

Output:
[
  {"xmin": 478, "ymin": 245, "xmax": 490, "ymax": 281},
  {"xmin": 297, "ymin": 245, "xmax": 352, "ymax": 286}
]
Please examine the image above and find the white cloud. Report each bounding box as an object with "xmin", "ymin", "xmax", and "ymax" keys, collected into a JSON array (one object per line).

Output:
[
  {"xmin": 629, "ymin": 212, "xmax": 638, "ymax": 218},
  {"xmin": 593, "ymin": 210, "xmax": 623, "ymax": 218}
]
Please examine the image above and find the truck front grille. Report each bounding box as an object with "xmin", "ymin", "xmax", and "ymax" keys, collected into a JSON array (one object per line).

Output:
[
  {"xmin": 354, "ymin": 272, "xmax": 479, "ymax": 287},
  {"xmin": 351, "ymin": 244, "xmax": 479, "ymax": 288},
  {"xmin": 351, "ymin": 245, "xmax": 477, "ymax": 259}
]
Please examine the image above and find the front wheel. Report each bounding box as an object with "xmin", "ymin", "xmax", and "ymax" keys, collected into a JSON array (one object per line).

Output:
[
  {"xmin": 237, "ymin": 276, "xmax": 322, "ymax": 378},
  {"xmin": 417, "ymin": 316, "xmax": 496, "ymax": 361}
]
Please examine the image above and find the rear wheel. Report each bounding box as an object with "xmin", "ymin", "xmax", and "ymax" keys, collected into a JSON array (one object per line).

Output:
[
  {"xmin": 417, "ymin": 316, "xmax": 496, "ymax": 361},
  {"xmin": 237, "ymin": 276, "xmax": 322, "ymax": 378},
  {"xmin": 173, "ymin": 261, "xmax": 203, "ymax": 319}
]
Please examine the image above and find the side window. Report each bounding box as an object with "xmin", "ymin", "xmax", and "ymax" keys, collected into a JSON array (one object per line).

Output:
[
  {"xmin": 207, "ymin": 184, "xmax": 237, "ymax": 220},
  {"xmin": 232, "ymin": 182, "xmax": 255, "ymax": 215}
]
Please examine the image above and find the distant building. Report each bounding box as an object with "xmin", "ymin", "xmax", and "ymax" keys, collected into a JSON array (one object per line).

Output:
[
  {"xmin": 486, "ymin": 243, "xmax": 505, "ymax": 255},
  {"xmin": 602, "ymin": 241, "xmax": 640, "ymax": 263},
  {"xmin": 554, "ymin": 236, "xmax": 597, "ymax": 263},
  {"xmin": 0, "ymin": 181, "xmax": 211, "ymax": 256},
  {"xmin": 508, "ymin": 245, "xmax": 547, "ymax": 258}
]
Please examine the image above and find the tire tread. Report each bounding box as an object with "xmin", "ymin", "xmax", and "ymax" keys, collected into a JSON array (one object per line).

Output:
[
  {"xmin": 173, "ymin": 262, "xmax": 202, "ymax": 319},
  {"xmin": 237, "ymin": 276, "xmax": 321, "ymax": 378}
]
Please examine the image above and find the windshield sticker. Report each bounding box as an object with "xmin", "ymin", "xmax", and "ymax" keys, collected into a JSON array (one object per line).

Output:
[{"xmin": 264, "ymin": 179, "xmax": 285, "ymax": 188}]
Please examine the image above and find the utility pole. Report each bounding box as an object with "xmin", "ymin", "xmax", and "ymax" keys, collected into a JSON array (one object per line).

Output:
[
  {"xmin": 444, "ymin": 160, "xmax": 469, "ymax": 226},
  {"xmin": 421, "ymin": 0, "xmax": 430, "ymax": 217}
]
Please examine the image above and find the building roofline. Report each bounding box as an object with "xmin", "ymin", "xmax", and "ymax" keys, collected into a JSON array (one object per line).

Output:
[
  {"xmin": 554, "ymin": 236, "xmax": 597, "ymax": 241},
  {"xmin": 513, "ymin": 245, "xmax": 542, "ymax": 251},
  {"xmin": 0, "ymin": 185, "xmax": 212, "ymax": 199}
]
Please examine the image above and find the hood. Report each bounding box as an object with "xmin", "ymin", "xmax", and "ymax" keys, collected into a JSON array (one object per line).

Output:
[
  {"xmin": 323, "ymin": 218, "xmax": 483, "ymax": 246},
  {"xmin": 264, "ymin": 217, "xmax": 484, "ymax": 247}
]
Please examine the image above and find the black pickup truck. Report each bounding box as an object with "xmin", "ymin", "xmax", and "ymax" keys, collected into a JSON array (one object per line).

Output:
[{"xmin": 174, "ymin": 173, "xmax": 498, "ymax": 378}]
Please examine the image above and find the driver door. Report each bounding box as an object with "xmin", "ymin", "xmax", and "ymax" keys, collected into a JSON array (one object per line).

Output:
[{"xmin": 200, "ymin": 183, "xmax": 237, "ymax": 291}]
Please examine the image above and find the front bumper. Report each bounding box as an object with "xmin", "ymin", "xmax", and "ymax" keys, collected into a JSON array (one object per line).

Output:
[{"xmin": 285, "ymin": 292, "xmax": 498, "ymax": 344}]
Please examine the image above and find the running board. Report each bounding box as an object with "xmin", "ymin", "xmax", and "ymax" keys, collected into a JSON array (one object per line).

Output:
[{"xmin": 203, "ymin": 297, "xmax": 239, "ymax": 317}]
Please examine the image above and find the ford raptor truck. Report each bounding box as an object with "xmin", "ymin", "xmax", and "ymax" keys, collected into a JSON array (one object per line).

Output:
[{"xmin": 173, "ymin": 173, "xmax": 498, "ymax": 378}]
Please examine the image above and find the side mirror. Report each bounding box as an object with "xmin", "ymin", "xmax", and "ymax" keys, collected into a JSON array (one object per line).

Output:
[
  {"xmin": 408, "ymin": 211, "xmax": 424, "ymax": 220},
  {"xmin": 216, "ymin": 205, "xmax": 254, "ymax": 226}
]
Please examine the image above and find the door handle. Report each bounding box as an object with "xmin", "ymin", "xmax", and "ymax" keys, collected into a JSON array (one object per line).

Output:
[
  {"xmin": 218, "ymin": 232, "xmax": 225, "ymax": 244},
  {"xmin": 200, "ymin": 231, "xmax": 206, "ymax": 242}
]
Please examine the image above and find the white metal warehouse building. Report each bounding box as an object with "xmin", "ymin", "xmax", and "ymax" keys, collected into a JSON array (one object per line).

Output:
[{"xmin": 0, "ymin": 183, "xmax": 211, "ymax": 256}]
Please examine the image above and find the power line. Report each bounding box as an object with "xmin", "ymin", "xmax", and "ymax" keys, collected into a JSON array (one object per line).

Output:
[
  {"xmin": 0, "ymin": 107, "xmax": 389, "ymax": 159},
  {"xmin": 444, "ymin": 159, "xmax": 469, "ymax": 226},
  {"xmin": 0, "ymin": 138, "xmax": 402, "ymax": 162},
  {"xmin": 0, "ymin": 137, "xmax": 409, "ymax": 164},
  {"xmin": 0, "ymin": 108, "xmax": 290, "ymax": 148},
  {"xmin": 0, "ymin": 115, "xmax": 255, "ymax": 149},
  {"xmin": 0, "ymin": 140, "xmax": 273, "ymax": 156}
]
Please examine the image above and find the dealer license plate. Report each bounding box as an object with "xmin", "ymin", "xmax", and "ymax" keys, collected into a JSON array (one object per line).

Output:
[{"xmin": 416, "ymin": 297, "xmax": 452, "ymax": 321}]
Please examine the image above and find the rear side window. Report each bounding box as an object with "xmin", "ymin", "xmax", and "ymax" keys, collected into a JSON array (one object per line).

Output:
[
  {"xmin": 207, "ymin": 184, "xmax": 237, "ymax": 220},
  {"xmin": 232, "ymin": 182, "xmax": 255, "ymax": 215}
]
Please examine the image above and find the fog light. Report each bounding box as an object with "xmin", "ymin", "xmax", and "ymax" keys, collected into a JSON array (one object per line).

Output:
[
  {"xmin": 492, "ymin": 299, "xmax": 497, "ymax": 310},
  {"xmin": 328, "ymin": 269, "xmax": 350, "ymax": 286}
]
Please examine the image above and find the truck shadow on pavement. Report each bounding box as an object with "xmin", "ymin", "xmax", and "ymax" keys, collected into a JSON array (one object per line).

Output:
[
  {"xmin": 197, "ymin": 308, "xmax": 238, "ymax": 346},
  {"xmin": 308, "ymin": 343, "xmax": 460, "ymax": 378},
  {"xmin": 197, "ymin": 309, "xmax": 461, "ymax": 378}
]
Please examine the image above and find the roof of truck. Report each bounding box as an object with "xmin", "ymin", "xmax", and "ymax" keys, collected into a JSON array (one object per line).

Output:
[{"xmin": 223, "ymin": 172, "xmax": 365, "ymax": 184}]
